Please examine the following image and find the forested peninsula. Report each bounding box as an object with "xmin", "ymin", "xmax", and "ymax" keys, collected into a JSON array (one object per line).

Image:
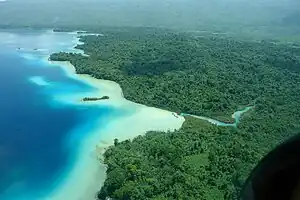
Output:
[{"xmin": 50, "ymin": 28, "xmax": 300, "ymax": 200}]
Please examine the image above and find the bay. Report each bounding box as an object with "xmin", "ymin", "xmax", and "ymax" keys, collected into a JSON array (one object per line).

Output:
[{"xmin": 0, "ymin": 29, "xmax": 119, "ymax": 199}]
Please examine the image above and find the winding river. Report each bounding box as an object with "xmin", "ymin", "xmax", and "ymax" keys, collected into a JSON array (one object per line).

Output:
[
  {"xmin": 181, "ymin": 106, "xmax": 253, "ymax": 127},
  {"xmin": 0, "ymin": 28, "xmax": 254, "ymax": 199}
]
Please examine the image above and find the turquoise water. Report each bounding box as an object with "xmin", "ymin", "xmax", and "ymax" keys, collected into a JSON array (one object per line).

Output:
[
  {"xmin": 0, "ymin": 29, "xmax": 252, "ymax": 199},
  {"xmin": 181, "ymin": 106, "xmax": 253, "ymax": 127},
  {"xmin": 0, "ymin": 30, "xmax": 124, "ymax": 199}
]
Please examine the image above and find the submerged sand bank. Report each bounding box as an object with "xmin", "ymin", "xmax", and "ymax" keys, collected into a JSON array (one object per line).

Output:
[
  {"xmin": 49, "ymin": 60, "xmax": 125, "ymax": 106},
  {"xmin": 47, "ymin": 59, "xmax": 185, "ymax": 200}
]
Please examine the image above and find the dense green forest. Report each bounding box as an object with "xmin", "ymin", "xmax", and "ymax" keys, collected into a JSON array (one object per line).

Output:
[
  {"xmin": 50, "ymin": 28, "xmax": 300, "ymax": 199},
  {"xmin": 98, "ymin": 118, "xmax": 257, "ymax": 200}
]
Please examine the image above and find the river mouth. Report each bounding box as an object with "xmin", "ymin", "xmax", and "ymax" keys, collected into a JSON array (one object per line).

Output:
[
  {"xmin": 0, "ymin": 29, "xmax": 185, "ymax": 200},
  {"xmin": 181, "ymin": 106, "xmax": 253, "ymax": 127},
  {"xmin": 0, "ymin": 28, "xmax": 253, "ymax": 199}
]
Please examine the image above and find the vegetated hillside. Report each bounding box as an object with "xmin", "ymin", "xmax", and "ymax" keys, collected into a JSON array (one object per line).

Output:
[
  {"xmin": 49, "ymin": 28, "xmax": 300, "ymax": 199},
  {"xmin": 1, "ymin": 0, "xmax": 300, "ymax": 39}
]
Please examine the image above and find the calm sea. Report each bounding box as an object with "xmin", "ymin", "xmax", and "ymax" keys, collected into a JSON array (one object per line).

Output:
[{"xmin": 0, "ymin": 30, "xmax": 118, "ymax": 199}]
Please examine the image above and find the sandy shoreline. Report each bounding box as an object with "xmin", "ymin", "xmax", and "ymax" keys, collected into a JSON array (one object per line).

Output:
[
  {"xmin": 49, "ymin": 60, "xmax": 127, "ymax": 107},
  {"xmin": 47, "ymin": 53, "xmax": 185, "ymax": 199}
]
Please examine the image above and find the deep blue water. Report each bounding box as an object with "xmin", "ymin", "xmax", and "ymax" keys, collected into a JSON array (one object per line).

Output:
[{"xmin": 0, "ymin": 30, "xmax": 119, "ymax": 199}]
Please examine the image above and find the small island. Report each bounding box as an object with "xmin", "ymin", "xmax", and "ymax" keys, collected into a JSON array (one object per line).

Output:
[{"xmin": 82, "ymin": 96, "xmax": 109, "ymax": 102}]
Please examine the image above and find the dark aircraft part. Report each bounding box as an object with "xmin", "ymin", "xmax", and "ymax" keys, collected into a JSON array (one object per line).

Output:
[{"xmin": 241, "ymin": 134, "xmax": 300, "ymax": 200}]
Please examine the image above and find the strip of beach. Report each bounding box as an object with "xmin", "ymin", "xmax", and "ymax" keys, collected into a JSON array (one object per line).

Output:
[{"xmin": 47, "ymin": 59, "xmax": 185, "ymax": 200}]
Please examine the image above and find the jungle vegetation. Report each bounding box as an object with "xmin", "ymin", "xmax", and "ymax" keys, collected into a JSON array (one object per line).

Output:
[{"xmin": 50, "ymin": 27, "xmax": 300, "ymax": 199}]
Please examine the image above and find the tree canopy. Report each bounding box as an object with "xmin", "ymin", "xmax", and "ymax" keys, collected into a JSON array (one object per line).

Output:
[{"xmin": 50, "ymin": 27, "xmax": 300, "ymax": 200}]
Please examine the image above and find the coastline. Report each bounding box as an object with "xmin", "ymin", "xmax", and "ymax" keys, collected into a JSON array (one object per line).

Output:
[
  {"xmin": 48, "ymin": 60, "xmax": 126, "ymax": 107},
  {"xmin": 47, "ymin": 54, "xmax": 185, "ymax": 199},
  {"xmin": 1, "ymin": 29, "xmax": 259, "ymax": 200}
]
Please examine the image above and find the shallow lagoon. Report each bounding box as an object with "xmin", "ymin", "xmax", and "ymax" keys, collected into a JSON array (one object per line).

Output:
[
  {"xmin": 0, "ymin": 29, "xmax": 251, "ymax": 200},
  {"xmin": 0, "ymin": 30, "xmax": 121, "ymax": 199}
]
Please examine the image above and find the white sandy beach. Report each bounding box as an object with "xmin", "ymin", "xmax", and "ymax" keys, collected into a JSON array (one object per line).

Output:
[
  {"xmin": 47, "ymin": 55, "xmax": 185, "ymax": 199},
  {"xmin": 49, "ymin": 60, "xmax": 127, "ymax": 107},
  {"xmin": 0, "ymin": 29, "xmax": 184, "ymax": 200}
]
